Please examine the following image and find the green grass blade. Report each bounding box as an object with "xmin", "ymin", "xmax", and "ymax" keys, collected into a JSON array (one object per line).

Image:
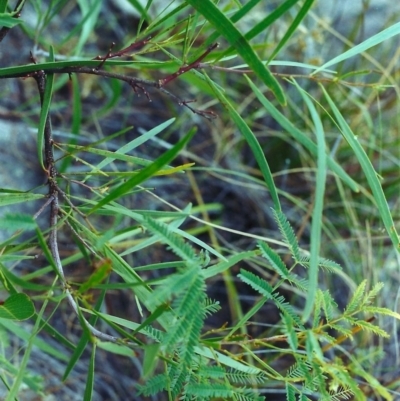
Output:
[
  {"xmin": 83, "ymin": 344, "xmax": 95, "ymax": 401},
  {"xmin": 186, "ymin": 0, "xmax": 285, "ymax": 105},
  {"xmin": 75, "ymin": 0, "xmax": 102, "ymax": 56},
  {"xmin": 292, "ymin": 81, "xmax": 327, "ymax": 322},
  {"xmin": 244, "ymin": 0, "xmax": 300, "ymax": 43},
  {"xmin": 193, "ymin": 0, "xmax": 300, "ymax": 61},
  {"xmin": 88, "ymin": 127, "xmax": 196, "ymax": 214},
  {"xmin": 203, "ymin": 250, "xmax": 258, "ymax": 279},
  {"xmin": 245, "ymin": 75, "xmax": 359, "ymax": 192},
  {"xmin": 85, "ymin": 118, "xmax": 175, "ymax": 181},
  {"xmin": 63, "ymin": 284, "xmax": 107, "ymax": 381},
  {"xmin": 268, "ymin": 0, "xmax": 315, "ymax": 62},
  {"xmin": 190, "ymin": 0, "xmax": 266, "ymax": 57},
  {"xmin": 321, "ymin": 86, "xmax": 400, "ymax": 252},
  {"xmin": 0, "ymin": 1, "xmax": 8, "ymax": 13},
  {"xmin": 312, "ymin": 21, "xmax": 400, "ymax": 75},
  {"xmin": 205, "ymin": 73, "xmax": 281, "ymax": 211},
  {"xmin": 0, "ymin": 193, "xmax": 45, "ymax": 206}
]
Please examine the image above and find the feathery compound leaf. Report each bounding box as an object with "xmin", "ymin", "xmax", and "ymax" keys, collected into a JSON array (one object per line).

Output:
[
  {"xmin": 321, "ymin": 290, "xmax": 338, "ymax": 322},
  {"xmin": 329, "ymin": 387, "xmax": 354, "ymax": 401},
  {"xmin": 258, "ymin": 241, "xmax": 308, "ymax": 291},
  {"xmin": 281, "ymin": 313, "xmax": 298, "ymax": 351},
  {"xmin": 232, "ymin": 388, "xmax": 265, "ymax": 401},
  {"xmin": 238, "ymin": 269, "xmax": 304, "ymax": 328},
  {"xmin": 286, "ymin": 382, "xmax": 296, "ymax": 401},
  {"xmin": 344, "ymin": 280, "xmax": 367, "ymax": 316},
  {"xmin": 312, "ymin": 290, "xmax": 323, "ymax": 329},
  {"xmin": 272, "ymin": 209, "xmax": 300, "ymax": 260},
  {"xmin": 137, "ymin": 373, "xmax": 167, "ymax": 396},
  {"xmin": 226, "ymin": 369, "xmax": 266, "ymax": 385},
  {"xmin": 186, "ymin": 383, "xmax": 232, "ymax": 399},
  {"xmin": 143, "ymin": 216, "xmax": 197, "ymax": 262},
  {"xmin": 346, "ymin": 317, "xmax": 389, "ymax": 338},
  {"xmin": 298, "ymin": 255, "xmax": 342, "ymax": 272},
  {"xmin": 363, "ymin": 306, "xmax": 400, "ymax": 320},
  {"xmin": 363, "ymin": 282, "xmax": 384, "ymax": 305},
  {"xmin": 198, "ymin": 365, "xmax": 226, "ymax": 379},
  {"xmin": 257, "ymin": 241, "xmax": 290, "ymax": 279},
  {"xmin": 317, "ymin": 257, "xmax": 342, "ymax": 272},
  {"xmin": 238, "ymin": 269, "xmax": 274, "ymax": 298}
]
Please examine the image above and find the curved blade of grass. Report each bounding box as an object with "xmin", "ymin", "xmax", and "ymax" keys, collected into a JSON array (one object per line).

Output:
[
  {"xmin": 292, "ymin": 81, "xmax": 327, "ymax": 322},
  {"xmin": 244, "ymin": 0, "xmax": 300, "ymax": 43},
  {"xmin": 75, "ymin": 0, "xmax": 102, "ymax": 56},
  {"xmin": 267, "ymin": 0, "xmax": 315, "ymax": 63},
  {"xmin": 321, "ymin": 86, "xmax": 400, "ymax": 252},
  {"xmin": 84, "ymin": 118, "xmax": 175, "ymax": 182},
  {"xmin": 194, "ymin": 0, "xmax": 300, "ymax": 61},
  {"xmin": 312, "ymin": 21, "xmax": 400, "ymax": 75},
  {"xmin": 37, "ymin": 46, "xmax": 55, "ymax": 170},
  {"xmin": 83, "ymin": 344, "xmax": 95, "ymax": 401},
  {"xmin": 0, "ymin": 13, "xmax": 24, "ymax": 28},
  {"xmin": 88, "ymin": 127, "xmax": 195, "ymax": 214},
  {"xmin": 0, "ymin": 193, "xmax": 45, "ymax": 206},
  {"xmin": 203, "ymin": 250, "xmax": 258, "ymax": 279},
  {"xmin": 205, "ymin": 73, "xmax": 281, "ymax": 211},
  {"xmin": 186, "ymin": 0, "xmax": 285, "ymax": 105},
  {"xmin": 245, "ymin": 75, "xmax": 359, "ymax": 192}
]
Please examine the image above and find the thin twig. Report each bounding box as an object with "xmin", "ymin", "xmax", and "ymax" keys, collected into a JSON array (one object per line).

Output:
[
  {"xmin": 33, "ymin": 70, "xmax": 137, "ymax": 346},
  {"xmin": 0, "ymin": 46, "xmax": 219, "ymax": 119}
]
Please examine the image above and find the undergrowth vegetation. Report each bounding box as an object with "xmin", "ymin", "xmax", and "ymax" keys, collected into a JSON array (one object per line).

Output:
[{"xmin": 0, "ymin": 0, "xmax": 399, "ymax": 400}]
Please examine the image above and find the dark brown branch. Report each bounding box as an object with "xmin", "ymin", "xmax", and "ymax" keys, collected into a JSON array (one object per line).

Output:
[
  {"xmin": 158, "ymin": 43, "xmax": 219, "ymax": 87},
  {"xmin": 19, "ymin": 64, "xmax": 216, "ymax": 119},
  {"xmin": 32, "ymin": 70, "xmax": 136, "ymax": 345},
  {"xmin": 92, "ymin": 36, "xmax": 151, "ymax": 69}
]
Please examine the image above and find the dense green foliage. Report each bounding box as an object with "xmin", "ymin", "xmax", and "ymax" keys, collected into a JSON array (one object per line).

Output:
[{"xmin": 0, "ymin": 1, "xmax": 399, "ymax": 400}]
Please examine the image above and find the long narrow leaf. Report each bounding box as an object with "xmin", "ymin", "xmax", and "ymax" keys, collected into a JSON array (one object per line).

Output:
[
  {"xmin": 268, "ymin": 0, "xmax": 315, "ymax": 63},
  {"xmin": 88, "ymin": 127, "xmax": 196, "ymax": 214},
  {"xmin": 83, "ymin": 344, "xmax": 96, "ymax": 401},
  {"xmin": 321, "ymin": 86, "xmax": 400, "ymax": 251},
  {"xmin": 186, "ymin": 0, "xmax": 285, "ymax": 105},
  {"xmin": 312, "ymin": 21, "xmax": 400, "ymax": 75},
  {"xmin": 293, "ymin": 81, "xmax": 327, "ymax": 321},
  {"xmin": 245, "ymin": 75, "xmax": 359, "ymax": 192},
  {"xmin": 205, "ymin": 73, "xmax": 281, "ymax": 211}
]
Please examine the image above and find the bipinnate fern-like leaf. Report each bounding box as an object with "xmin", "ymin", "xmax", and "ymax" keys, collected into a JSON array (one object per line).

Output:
[
  {"xmin": 312, "ymin": 290, "xmax": 323, "ymax": 329},
  {"xmin": 329, "ymin": 387, "xmax": 354, "ymax": 401},
  {"xmin": 226, "ymin": 370, "xmax": 266, "ymax": 385},
  {"xmin": 164, "ymin": 268, "xmax": 206, "ymax": 368},
  {"xmin": 344, "ymin": 280, "xmax": 367, "ymax": 315},
  {"xmin": 137, "ymin": 373, "xmax": 167, "ymax": 396},
  {"xmin": 363, "ymin": 281, "xmax": 384, "ymax": 305},
  {"xmin": 298, "ymin": 255, "xmax": 342, "ymax": 272},
  {"xmin": 143, "ymin": 215, "xmax": 197, "ymax": 262},
  {"xmin": 281, "ymin": 313, "xmax": 298, "ymax": 351},
  {"xmin": 345, "ymin": 317, "xmax": 389, "ymax": 338},
  {"xmin": 271, "ymin": 209, "xmax": 301, "ymax": 260},
  {"xmin": 363, "ymin": 306, "xmax": 400, "ymax": 320},
  {"xmin": 257, "ymin": 241, "xmax": 290, "ymax": 278},
  {"xmin": 286, "ymin": 383, "xmax": 296, "ymax": 401},
  {"xmin": 257, "ymin": 241, "xmax": 309, "ymax": 291},
  {"xmin": 321, "ymin": 290, "xmax": 338, "ymax": 322},
  {"xmin": 203, "ymin": 298, "xmax": 221, "ymax": 316},
  {"xmin": 238, "ymin": 269, "xmax": 304, "ymax": 329}
]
